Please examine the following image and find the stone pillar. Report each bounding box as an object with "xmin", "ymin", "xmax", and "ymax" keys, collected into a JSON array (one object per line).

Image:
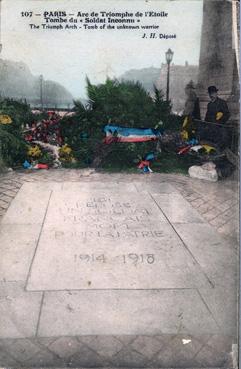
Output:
[
  {"xmin": 0, "ymin": 0, "xmax": 2, "ymax": 54},
  {"xmin": 197, "ymin": 0, "xmax": 239, "ymax": 123}
]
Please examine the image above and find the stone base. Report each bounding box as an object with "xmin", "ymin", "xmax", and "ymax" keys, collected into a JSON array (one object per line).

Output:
[{"xmin": 188, "ymin": 165, "xmax": 218, "ymax": 182}]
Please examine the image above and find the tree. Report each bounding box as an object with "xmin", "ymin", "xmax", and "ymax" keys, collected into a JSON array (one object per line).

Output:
[{"xmin": 153, "ymin": 84, "xmax": 171, "ymax": 125}]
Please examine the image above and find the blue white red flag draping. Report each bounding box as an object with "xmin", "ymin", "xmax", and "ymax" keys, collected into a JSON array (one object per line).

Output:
[{"xmin": 103, "ymin": 125, "xmax": 162, "ymax": 144}]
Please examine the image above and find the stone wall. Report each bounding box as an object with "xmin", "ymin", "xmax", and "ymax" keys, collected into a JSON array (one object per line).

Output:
[{"xmin": 197, "ymin": 0, "xmax": 240, "ymax": 123}]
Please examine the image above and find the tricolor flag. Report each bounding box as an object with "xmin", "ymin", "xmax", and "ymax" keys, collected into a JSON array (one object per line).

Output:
[{"xmin": 103, "ymin": 125, "xmax": 162, "ymax": 144}]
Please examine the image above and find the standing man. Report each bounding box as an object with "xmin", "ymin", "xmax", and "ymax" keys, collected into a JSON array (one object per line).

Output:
[
  {"xmin": 205, "ymin": 86, "xmax": 230, "ymax": 124},
  {"xmin": 198, "ymin": 86, "xmax": 230, "ymax": 148},
  {"xmin": 181, "ymin": 80, "xmax": 200, "ymax": 141},
  {"xmin": 183, "ymin": 80, "xmax": 201, "ymax": 119}
]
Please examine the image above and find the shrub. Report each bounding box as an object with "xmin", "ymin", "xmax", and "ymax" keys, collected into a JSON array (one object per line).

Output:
[
  {"xmin": 0, "ymin": 98, "xmax": 34, "ymax": 167},
  {"xmin": 60, "ymin": 78, "xmax": 172, "ymax": 167}
]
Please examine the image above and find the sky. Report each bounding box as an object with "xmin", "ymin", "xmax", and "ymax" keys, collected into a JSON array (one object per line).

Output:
[{"xmin": 1, "ymin": 0, "xmax": 203, "ymax": 99}]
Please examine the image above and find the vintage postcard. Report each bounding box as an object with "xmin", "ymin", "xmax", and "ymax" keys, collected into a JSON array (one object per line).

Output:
[{"xmin": 0, "ymin": 0, "xmax": 239, "ymax": 368}]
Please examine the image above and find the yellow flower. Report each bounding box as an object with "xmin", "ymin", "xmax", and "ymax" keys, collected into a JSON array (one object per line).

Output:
[
  {"xmin": 181, "ymin": 129, "xmax": 189, "ymax": 140},
  {"xmin": 202, "ymin": 144, "xmax": 216, "ymax": 154},
  {"xmin": 59, "ymin": 144, "xmax": 72, "ymax": 156},
  {"xmin": 28, "ymin": 145, "xmax": 42, "ymax": 158},
  {"xmin": 0, "ymin": 115, "xmax": 12, "ymax": 124},
  {"xmin": 59, "ymin": 144, "xmax": 74, "ymax": 163}
]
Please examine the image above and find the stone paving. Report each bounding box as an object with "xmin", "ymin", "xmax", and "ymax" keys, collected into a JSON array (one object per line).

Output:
[
  {"xmin": 0, "ymin": 335, "xmax": 236, "ymax": 367},
  {"xmin": 0, "ymin": 169, "xmax": 239, "ymax": 368},
  {"xmin": 0, "ymin": 169, "xmax": 239, "ymax": 243}
]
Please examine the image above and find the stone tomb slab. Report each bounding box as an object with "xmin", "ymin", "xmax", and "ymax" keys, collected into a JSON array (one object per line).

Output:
[
  {"xmin": 42, "ymin": 189, "xmax": 168, "ymax": 226},
  {"xmin": 62, "ymin": 181, "xmax": 138, "ymax": 192},
  {"xmin": 27, "ymin": 189, "xmax": 209, "ymax": 291}
]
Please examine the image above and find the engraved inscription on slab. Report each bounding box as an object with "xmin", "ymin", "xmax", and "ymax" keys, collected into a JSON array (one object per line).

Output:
[{"xmin": 27, "ymin": 190, "xmax": 201, "ymax": 291}]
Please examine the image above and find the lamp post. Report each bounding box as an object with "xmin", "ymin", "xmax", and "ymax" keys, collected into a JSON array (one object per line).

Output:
[{"xmin": 165, "ymin": 48, "xmax": 174, "ymax": 101}]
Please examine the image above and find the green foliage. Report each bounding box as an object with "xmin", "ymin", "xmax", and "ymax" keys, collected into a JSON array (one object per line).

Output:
[
  {"xmin": 60, "ymin": 78, "xmax": 172, "ymax": 166},
  {"xmin": 101, "ymin": 141, "xmax": 156, "ymax": 168},
  {"xmin": 153, "ymin": 84, "xmax": 171, "ymax": 126},
  {"xmin": 0, "ymin": 98, "xmax": 34, "ymax": 128},
  {"xmin": 0, "ymin": 156, "xmax": 5, "ymax": 173},
  {"xmin": 85, "ymin": 77, "xmax": 171, "ymax": 128},
  {"xmin": 164, "ymin": 114, "xmax": 183, "ymax": 132},
  {"xmin": 101, "ymin": 151, "xmax": 201, "ymax": 174},
  {"xmin": 0, "ymin": 128, "xmax": 26, "ymax": 166},
  {"xmin": 151, "ymin": 151, "xmax": 201, "ymax": 174},
  {"xmin": 60, "ymin": 113, "xmax": 95, "ymax": 165},
  {"xmin": 0, "ymin": 98, "xmax": 32, "ymax": 167},
  {"xmin": 38, "ymin": 151, "xmax": 55, "ymax": 166}
]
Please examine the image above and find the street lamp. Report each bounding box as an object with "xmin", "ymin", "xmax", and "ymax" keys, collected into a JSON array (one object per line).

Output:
[{"xmin": 165, "ymin": 48, "xmax": 174, "ymax": 101}]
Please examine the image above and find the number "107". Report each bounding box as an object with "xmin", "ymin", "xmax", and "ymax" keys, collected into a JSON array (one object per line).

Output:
[{"xmin": 21, "ymin": 12, "xmax": 33, "ymax": 17}]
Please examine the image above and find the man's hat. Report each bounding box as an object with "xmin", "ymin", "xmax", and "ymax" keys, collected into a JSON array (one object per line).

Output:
[
  {"xmin": 186, "ymin": 80, "xmax": 195, "ymax": 89},
  {"xmin": 208, "ymin": 85, "xmax": 218, "ymax": 93}
]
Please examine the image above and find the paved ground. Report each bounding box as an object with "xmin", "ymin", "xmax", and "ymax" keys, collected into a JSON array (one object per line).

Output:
[
  {"xmin": 0, "ymin": 169, "xmax": 239, "ymax": 243},
  {"xmin": 0, "ymin": 169, "xmax": 239, "ymax": 368}
]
